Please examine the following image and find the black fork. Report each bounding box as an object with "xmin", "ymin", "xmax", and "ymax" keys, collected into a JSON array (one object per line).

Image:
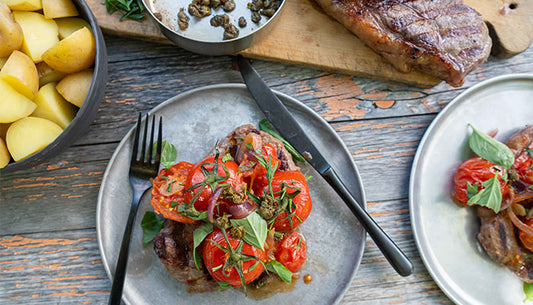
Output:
[{"xmin": 108, "ymin": 113, "xmax": 162, "ymax": 305}]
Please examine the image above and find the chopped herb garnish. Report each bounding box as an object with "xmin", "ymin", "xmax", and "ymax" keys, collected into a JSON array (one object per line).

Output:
[
  {"xmin": 526, "ymin": 147, "xmax": 533, "ymax": 158},
  {"xmin": 171, "ymin": 201, "xmax": 179, "ymax": 207},
  {"xmin": 166, "ymin": 180, "xmax": 176, "ymax": 192},
  {"xmin": 266, "ymin": 260, "xmax": 292, "ymax": 283},
  {"xmin": 529, "ymin": 185, "xmax": 533, "ymax": 190}
]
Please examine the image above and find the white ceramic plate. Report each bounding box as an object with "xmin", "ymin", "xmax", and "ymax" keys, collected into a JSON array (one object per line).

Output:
[
  {"xmin": 410, "ymin": 74, "xmax": 533, "ymax": 305},
  {"xmin": 97, "ymin": 84, "xmax": 366, "ymax": 305}
]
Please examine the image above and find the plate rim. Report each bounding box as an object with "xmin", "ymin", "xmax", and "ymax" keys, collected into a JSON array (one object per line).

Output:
[
  {"xmin": 409, "ymin": 73, "xmax": 533, "ymax": 305},
  {"xmin": 96, "ymin": 83, "xmax": 366, "ymax": 305}
]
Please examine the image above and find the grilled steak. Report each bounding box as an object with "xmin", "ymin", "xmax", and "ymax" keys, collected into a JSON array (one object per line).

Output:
[
  {"xmin": 313, "ymin": 0, "xmax": 492, "ymax": 86},
  {"xmin": 153, "ymin": 220, "xmax": 219, "ymax": 293},
  {"xmin": 477, "ymin": 208, "xmax": 533, "ymax": 282}
]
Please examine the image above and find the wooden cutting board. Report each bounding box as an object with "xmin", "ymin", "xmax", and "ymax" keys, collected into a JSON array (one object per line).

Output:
[{"xmin": 86, "ymin": 0, "xmax": 533, "ymax": 87}]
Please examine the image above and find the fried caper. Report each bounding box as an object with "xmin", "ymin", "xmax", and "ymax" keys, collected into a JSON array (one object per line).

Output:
[
  {"xmin": 223, "ymin": 23, "xmax": 239, "ymax": 40},
  {"xmin": 238, "ymin": 16, "xmax": 247, "ymax": 27}
]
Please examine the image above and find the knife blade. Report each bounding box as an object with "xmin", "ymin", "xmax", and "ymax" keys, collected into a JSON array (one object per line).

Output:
[{"xmin": 236, "ymin": 55, "xmax": 413, "ymax": 276}]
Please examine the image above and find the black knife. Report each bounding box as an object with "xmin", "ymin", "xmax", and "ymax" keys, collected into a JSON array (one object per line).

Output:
[{"xmin": 236, "ymin": 55, "xmax": 413, "ymax": 276}]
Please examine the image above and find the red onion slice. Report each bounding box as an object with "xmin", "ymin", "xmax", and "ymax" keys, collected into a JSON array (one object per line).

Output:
[
  {"xmin": 207, "ymin": 186, "xmax": 226, "ymax": 222},
  {"xmin": 226, "ymin": 200, "xmax": 257, "ymax": 219},
  {"xmin": 507, "ymin": 207, "xmax": 533, "ymax": 236}
]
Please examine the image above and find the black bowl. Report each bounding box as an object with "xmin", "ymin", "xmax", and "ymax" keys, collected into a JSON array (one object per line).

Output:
[{"xmin": 1, "ymin": 0, "xmax": 107, "ymax": 173}]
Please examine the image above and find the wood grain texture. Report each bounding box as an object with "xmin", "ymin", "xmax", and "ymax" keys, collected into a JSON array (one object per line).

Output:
[
  {"xmin": 0, "ymin": 34, "xmax": 532, "ymax": 304},
  {"xmin": 86, "ymin": 0, "xmax": 533, "ymax": 87}
]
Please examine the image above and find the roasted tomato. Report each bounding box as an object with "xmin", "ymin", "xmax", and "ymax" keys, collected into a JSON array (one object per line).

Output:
[
  {"xmin": 240, "ymin": 143, "xmax": 280, "ymax": 187},
  {"xmin": 453, "ymin": 157, "xmax": 510, "ymax": 206},
  {"xmin": 513, "ymin": 149, "xmax": 533, "ymax": 185},
  {"xmin": 275, "ymin": 231, "xmax": 306, "ymax": 272},
  {"xmin": 151, "ymin": 161, "xmax": 195, "ymax": 224},
  {"xmin": 202, "ymin": 228, "xmax": 265, "ymax": 287},
  {"xmin": 256, "ymin": 170, "xmax": 312, "ymax": 231},
  {"xmin": 185, "ymin": 156, "xmax": 243, "ymax": 212}
]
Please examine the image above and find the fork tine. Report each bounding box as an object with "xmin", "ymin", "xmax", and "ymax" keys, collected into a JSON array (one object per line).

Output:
[
  {"xmin": 156, "ymin": 117, "xmax": 162, "ymax": 166},
  {"xmin": 131, "ymin": 113, "xmax": 142, "ymax": 162},
  {"xmin": 140, "ymin": 114, "xmax": 149, "ymax": 162},
  {"xmin": 147, "ymin": 115, "xmax": 156, "ymax": 163}
]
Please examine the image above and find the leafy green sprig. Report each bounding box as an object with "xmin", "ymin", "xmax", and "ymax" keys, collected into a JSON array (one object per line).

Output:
[{"xmin": 104, "ymin": 0, "xmax": 145, "ymax": 21}]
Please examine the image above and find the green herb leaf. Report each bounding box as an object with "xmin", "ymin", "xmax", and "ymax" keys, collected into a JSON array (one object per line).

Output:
[
  {"xmin": 529, "ymin": 185, "xmax": 533, "ymax": 190},
  {"xmin": 524, "ymin": 282, "xmax": 533, "ymax": 302},
  {"xmin": 468, "ymin": 124, "xmax": 515, "ymax": 169},
  {"xmin": 266, "ymin": 260, "xmax": 292, "ymax": 283},
  {"xmin": 153, "ymin": 141, "xmax": 178, "ymax": 170},
  {"xmin": 193, "ymin": 222, "xmax": 213, "ymax": 269},
  {"xmin": 466, "ymin": 181, "xmax": 479, "ymax": 199},
  {"xmin": 259, "ymin": 119, "xmax": 306, "ymax": 163},
  {"xmin": 217, "ymin": 281, "xmax": 233, "ymax": 290},
  {"xmin": 467, "ymin": 174, "xmax": 502, "ymax": 213},
  {"xmin": 526, "ymin": 147, "xmax": 533, "ymax": 158},
  {"xmin": 230, "ymin": 212, "xmax": 267, "ymax": 251},
  {"xmin": 222, "ymin": 153, "xmax": 233, "ymax": 162},
  {"xmin": 104, "ymin": 0, "xmax": 145, "ymax": 21},
  {"xmin": 141, "ymin": 211, "xmax": 164, "ymax": 245}
]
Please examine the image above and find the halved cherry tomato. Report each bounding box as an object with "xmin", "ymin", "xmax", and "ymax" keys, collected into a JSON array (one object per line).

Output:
[
  {"xmin": 202, "ymin": 228, "xmax": 265, "ymax": 287},
  {"xmin": 151, "ymin": 161, "xmax": 196, "ymax": 224},
  {"xmin": 240, "ymin": 143, "xmax": 280, "ymax": 187},
  {"xmin": 185, "ymin": 156, "xmax": 243, "ymax": 212},
  {"xmin": 514, "ymin": 149, "xmax": 533, "ymax": 184},
  {"xmin": 275, "ymin": 231, "xmax": 306, "ymax": 272},
  {"xmin": 453, "ymin": 157, "xmax": 510, "ymax": 206},
  {"xmin": 256, "ymin": 170, "xmax": 312, "ymax": 231}
]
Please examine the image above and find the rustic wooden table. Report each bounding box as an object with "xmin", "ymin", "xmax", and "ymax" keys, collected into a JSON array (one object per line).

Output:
[{"xmin": 0, "ymin": 32, "xmax": 531, "ymax": 304}]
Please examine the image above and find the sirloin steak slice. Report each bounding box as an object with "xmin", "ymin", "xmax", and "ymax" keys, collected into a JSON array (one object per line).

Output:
[{"xmin": 313, "ymin": 0, "xmax": 492, "ymax": 86}]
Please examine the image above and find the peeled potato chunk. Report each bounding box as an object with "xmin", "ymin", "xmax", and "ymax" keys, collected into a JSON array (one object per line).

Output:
[
  {"xmin": 36, "ymin": 61, "xmax": 66, "ymax": 87},
  {"xmin": 6, "ymin": 117, "xmax": 63, "ymax": 161},
  {"xmin": 0, "ymin": 78, "xmax": 36, "ymax": 123},
  {"xmin": 57, "ymin": 69, "xmax": 93, "ymax": 107},
  {"xmin": 0, "ymin": 0, "xmax": 42, "ymax": 11},
  {"xmin": 56, "ymin": 17, "xmax": 91, "ymax": 39},
  {"xmin": 0, "ymin": 137, "xmax": 10, "ymax": 168},
  {"xmin": 42, "ymin": 27, "xmax": 95, "ymax": 73},
  {"xmin": 13, "ymin": 11, "xmax": 59, "ymax": 63},
  {"xmin": 0, "ymin": 3, "xmax": 23, "ymax": 57},
  {"xmin": 33, "ymin": 82, "xmax": 77, "ymax": 129},
  {"xmin": 42, "ymin": 0, "xmax": 78, "ymax": 19},
  {"xmin": 1, "ymin": 50, "xmax": 38, "ymax": 98}
]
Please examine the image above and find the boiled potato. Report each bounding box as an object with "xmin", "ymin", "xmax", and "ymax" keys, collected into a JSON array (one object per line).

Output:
[
  {"xmin": 1, "ymin": 50, "xmax": 38, "ymax": 98},
  {"xmin": 13, "ymin": 11, "xmax": 58, "ymax": 62},
  {"xmin": 42, "ymin": 27, "xmax": 95, "ymax": 73},
  {"xmin": 0, "ymin": 137, "xmax": 10, "ymax": 168},
  {"xmin": 0, "ymin": 77, "xmax": 36, "ymax": 123},
  {"xmin": 36, "ymin": 61, "xmax": 65, "ymax": 87},
  {"xmin": 0, "ymin": 3, "xmax": 23, "ymax": 57},
  {"xmin": 6, "ymin": 116, "xmax": 63, "ymax": 161},
  {"xmin": 56, "ymin": 69, "xmax": 92, "ymax": 107},
  {"xmin": 42, "ymin": 0, "xmax": 78, "ymax": 19},
  {"xmin": 0, "ymin": 0, "xmax": 41, "ymax": 11},
  {"xmin": 56, "ymin": 17, "xmax": 90, "ymax": 39},
  {"xmin": 33, "ymin": 82, "xmax": 76, "ymax": 129}
]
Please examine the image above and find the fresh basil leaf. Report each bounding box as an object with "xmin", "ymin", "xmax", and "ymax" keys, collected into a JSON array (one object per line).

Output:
[
  {"xmin": 529, "ymin": 185, "xmax": 533, "ymax": 190},
  {"xmin": 527, "ymin": 147, "xmax": 533, "ymax": 158},
  {"xmin": 141, "ymin": 211, "xmax": 164, "ymax": 245},
  {"xmin": 259, "ymin": 119, "xmax": 306, "ymax": 163},
  {"xmin": 466, "ymin": 181, "xmax": 479, "ymax": 199},
  {"xmin": 193, "ymin": 222, "xmax": 213, "ymax": 269},
  {"xmin": 468, "ymin": 124, "xmax": 515, "ymax": 169},
  {"xmin": 266, "ymin": 260, "xmax": 292, "ymax": 283},
  {"xmin": 152, "ymin": 141, "xmax": 177, "ymax": 170},
  {"xmin": 222, "ymin": 153, "xmax": 233, "ymax": 162},
  {"xmin": 524, "ymin": 282, "xmax": 533, "ymax": 302},
  {"xmin": 230, "ymin": 212, "xmax": 267, "ymax": 251},
  {"xmin": 467, "ymin": 174, "xmax": 502, "ymax": 213}
]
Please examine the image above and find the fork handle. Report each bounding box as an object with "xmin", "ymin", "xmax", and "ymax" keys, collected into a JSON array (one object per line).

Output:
[{"xmin": 108, "ymin": 184, "xmax": 149, "ymax": 305}]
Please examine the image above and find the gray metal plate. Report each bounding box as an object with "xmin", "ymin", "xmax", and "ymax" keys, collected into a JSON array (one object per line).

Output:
[
  {"xmin": 96, "ymin": 84, "xmax": 366, "ymax": 305},
  {"xmin": 410, "ymin": 74, "xmax": 533, "ymax": 305}
]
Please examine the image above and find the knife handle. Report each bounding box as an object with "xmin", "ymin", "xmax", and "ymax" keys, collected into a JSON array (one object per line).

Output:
[{"xmin": 322, "ymin": 167, "xmax": 414, "ymax": 276}]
